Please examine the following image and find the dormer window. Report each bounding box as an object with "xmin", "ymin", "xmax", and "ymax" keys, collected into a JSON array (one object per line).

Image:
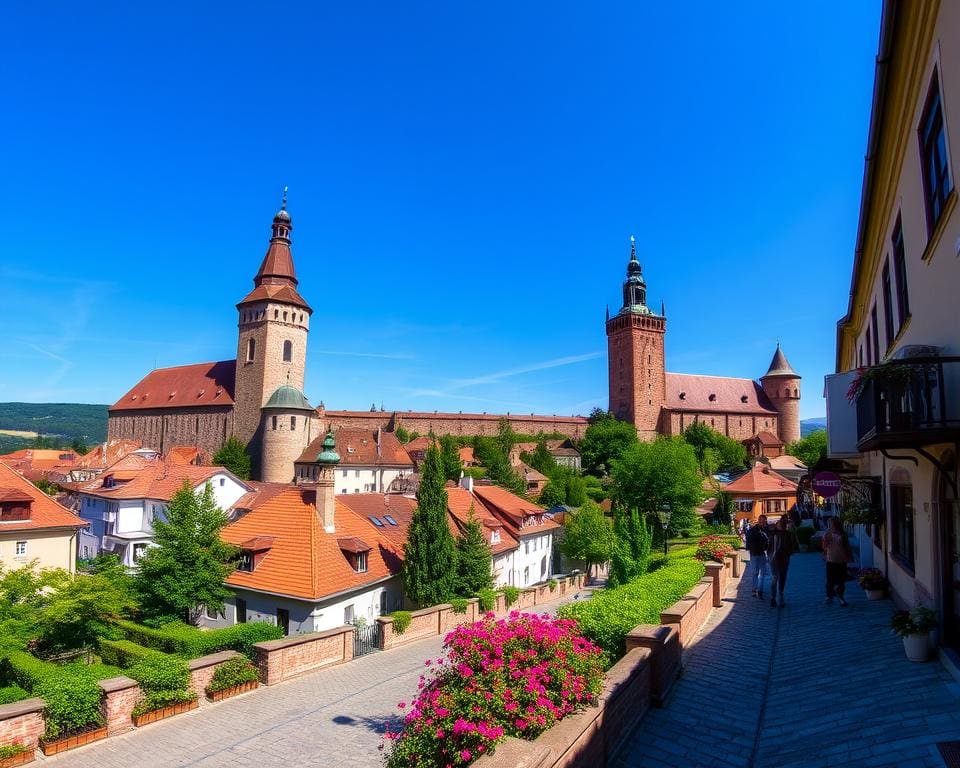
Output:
[
  {"xmin": 708, "ymin": 393, "xmax": 717, "ymax": 402},
  {"xmin": 355, "ymin": 551, "xmax": 368, "ymax": 573},
  {"xmin": 236, "ymin": 537, "xmax": 274, "ymax": 572},
  {"xmin": 491, "ymin": 530, "xmax": 501, "ymax": 544},
  {"xmin": 338, "ymin": 536, "xmax": 372, "ymax": 572},
  {"xmin": 237, "ymin": 552, "xmax": 253, "ymax": 572},
  {"xmin": 679, "ymin": 392, "xmax": 686, "ymax": 400},
  {"xmin": 0, "ymin": 496, "xmax": 32, "ymax": 522}
]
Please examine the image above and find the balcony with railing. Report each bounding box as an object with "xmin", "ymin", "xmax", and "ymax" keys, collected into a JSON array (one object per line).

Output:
[{"xmin": 854, "ymin": 357, "xmax": 960, "ymax": 452}]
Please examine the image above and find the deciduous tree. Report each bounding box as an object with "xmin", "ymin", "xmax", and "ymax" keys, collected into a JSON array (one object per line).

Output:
[
  {"xmin": 785, "ymin": 430, "xmax": 827, "ymax": 470},
  {"xmin": 609, "ymin": 505, "xmax": 652, "ymax": 587},
  {"xmin": 439, "ymin": 434, "xmax": 464, "ymax": 484},
  {"xmin": 213, "ymin": 437, "xmax": 252, "ymax": 480},
  {"xmin": 561, "ymin": 501, "xmax": 613, "ymax": 578},
  {"xmin": 579, "ymin": 418, "xmax": 638, "ymax": 477}
]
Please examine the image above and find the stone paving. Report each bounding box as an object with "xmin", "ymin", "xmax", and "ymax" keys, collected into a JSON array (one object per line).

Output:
[
  {"xmin": 40, "ymin": 595, "xmax": 581, "ymax": 768},
  {"xmin": 616, "ymin": 551, "xmax": 960, "ymax": 768}
]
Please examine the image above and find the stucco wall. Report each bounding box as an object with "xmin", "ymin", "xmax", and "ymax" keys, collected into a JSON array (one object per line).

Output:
[{"xmin": 0, "ymin": 528, "xmax": 77, "ymax": 572}]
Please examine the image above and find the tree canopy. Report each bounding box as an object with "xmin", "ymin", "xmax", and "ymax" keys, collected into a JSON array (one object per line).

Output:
[
  {"xmin": 609, "ymin": 505, "xmax": 652, "ymax": 587},
  {"xmin": 681, "ymin": 422, "xmax": 748, "ymax": 474},
  {"xmin": 611, "ymin": 437, "xmax": 704, "ymax": 537},
  {"xmin": 785, "ymin": 430, "xmax": 827, "ymax": 470},
  {"xmin": 213, "ymin": 436, "xmax": 252, "ymax": 480},
  {"xmin": 134, "ymin": 481, "xmax": 238, "ymax": 624},
  {"xmin": 455, "ymin": 505, "xmax": 493, "ymax": 596},
  {"xmin": 579, "ymin": 417, "xmax": 638, "ymax": 477},
  {"xmin": 561, "ymin": 501, "xmax": 613, "ymax": 577},
  {"xmin": 439, "ymin": 434, "xmax": 464, "ymax": 484},
  {"xmin": 403, "ymin": 444, "xmax": 458, "ymax": 606}
]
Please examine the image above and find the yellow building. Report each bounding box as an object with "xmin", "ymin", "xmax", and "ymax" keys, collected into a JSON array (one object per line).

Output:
[
  {"xmin": 826, "ymin": 1, "xmax": 960, "ymax": 655},
  {"xmin": 0, "ymin": 461, "xmax": 86, "ymax": 573}
]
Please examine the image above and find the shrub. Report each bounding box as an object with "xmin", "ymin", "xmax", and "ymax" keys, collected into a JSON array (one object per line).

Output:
[
  {"xmin": 857, "ymin": 568, "xmax": 886, "ymax": 590},
  {"xmin": 558, "ymin": 557, "xmax": 705, "ymax": 661},
  {"xmin": 24, "ymin": 660, "xmax": 104, "ymax": 740},
  {"xmin": 694, "ymin": 535, "xmax": 735, "ymax": 563},
  {"xmin": 890, "ymin": 605, "xmax": 937, "ymax": 637},
  {"xmin": 450, "ymin": 598, "xmax": 469, "ymax": 615},
  {"xmin": 391, "ymin": 611, "xmax": 412, "ymax": 635},
  {"xmin": 501, "ymin": 586, "xmax": 520, "ymax": 608},
  {"xmin": 128, "ymin": 653, "xmax": 196, "ymax": 717},
  {"xmin": 383, "ymin": 613, "xmax": 605, "ymax": 767},
  {"xmin": 0, "ymin": 684, "xmax": 28, "ymax": 705},
  {"xmin": 795, "ymin": 526, "xmax": 815, "ymax": 547},
  {"xmin": 0, "ymin": 745, "xmax": 30, "ymax": 759},
  {"xmin": 476, "ymin": 589, "xmax": 496, "ymax": 613},
  {"xmin": 548, "ymin": 579, "xmax": 558, "ymax": 592},
  {"xmin": 206, "ymin": 657, "xmax": 259, "ymax": 694},
  {"xmin": 113, "ymin": 619, "xmax": 282, "ymax": 658},
  {"xmin": 98, "ymin": 638, "xmax": 158, "ymax": 669}
]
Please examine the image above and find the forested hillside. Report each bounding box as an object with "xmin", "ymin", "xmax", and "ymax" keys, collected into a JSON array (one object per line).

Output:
[{"xmin": 0, "ymin": 403, "xmax": 108, "ymax": 453}]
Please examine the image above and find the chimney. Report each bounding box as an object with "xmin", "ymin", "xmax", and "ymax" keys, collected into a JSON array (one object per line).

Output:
[
  {"xmin": 318, "ymin": 469, "xmax": 336, "ymax": 533},
  {"xmin": 460, "ymin": 474, "xmax": 474, "ymax": 493}
]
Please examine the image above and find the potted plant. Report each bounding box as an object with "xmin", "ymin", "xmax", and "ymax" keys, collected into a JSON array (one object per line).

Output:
[
  {"xmin": 0, "ymin": 744, "xmax": 33, "ymax": 768},
  {"xmin": 857, "ymin": 568, "xmax": 886, "ymax": 599},
  {"xmin": 205, "ymin": 657, "xmax": 260, "ymax": 702},
  {"xmin": 890, "ymin": 605, "xmax": 937, "ymax": 662},
  {"xmin": 845, "ymin": 362, "xmax": 918, "ymax": 403}
]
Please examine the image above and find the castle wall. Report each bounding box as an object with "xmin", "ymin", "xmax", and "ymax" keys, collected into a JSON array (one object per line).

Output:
[
  {"xmin": 107, "ymin": 407, "xmax": 234, "ymax": 458},
  {"xmin": 320, "ymin": 411, "xmax": 587, "ymax": 440},
  {"xmin": 760, "ymin": 377, "xmax": 801, "ymax": 445},
  {"xmin": 664, "ymin": 411, "xmax": 780, "ymax": 442}
]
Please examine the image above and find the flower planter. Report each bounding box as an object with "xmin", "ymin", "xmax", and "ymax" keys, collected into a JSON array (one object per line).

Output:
[
  {"xmin": 132, "ymin": 699, "xmax": 199, "ymax": 727},
  {"xmin": 206, "ymin": 680, "xmax": 259, "ymax": 702},
  {"xmin": 902, "ymin": 632, "xmax": 930, "ymax": 662},
  {"xmin": 39, "ymin": 725, "xmax": 108, "ymax": 756},
  {"xmin": 865, "ymin": 588, "xmax": 885, "ymax": 600},
  {"xmin": 0, "ymin": 751, "xmax": 34, "ymax": 768}
]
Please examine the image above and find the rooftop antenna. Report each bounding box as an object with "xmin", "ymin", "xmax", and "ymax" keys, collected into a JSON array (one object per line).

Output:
[{"xmin": 281, "ymin": 185, "xmax": 288, "ymax": 210}]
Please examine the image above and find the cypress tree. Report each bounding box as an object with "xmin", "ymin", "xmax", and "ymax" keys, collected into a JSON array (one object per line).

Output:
[
  {"xmin": 402, "ymin": 444, "xmax": 458, "ymax": 606},
  {"xmin": 212, "ymin": 437, "xmax": 252, "ymax": 480},
  {"xmin": 455, "ymin": 504, "xmax": 493, "ymax": 596}
]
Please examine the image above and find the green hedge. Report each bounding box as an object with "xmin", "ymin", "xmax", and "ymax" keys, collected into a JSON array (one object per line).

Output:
[
  {"xmin": 98, "ymin": 639, "xmax": 162, "ymax": 669},
  {"xmin": 206, "ymin": 657, "xmax": 259, "ymax": 694},
  {"xmin": 557, "ymin": 557, "xmax": 706, "ymax": 662},
  {"xmin": 128, "ymin": 654, "xmax": 196, "ymax": 717},
  {"xmin": 0, "ymin": 651, "xmax": 103, "ymax": 740},
  {"xmin": 476, "ymin": 589, "xmax": 496, "ymax": 613},
  {"xmin": 113, "ymin": 620, "xmax": 283, "ymax": 658},
  {"xmin": 391, "ymin": 611, "xmax": 412, "ymax": 635},
  {"xmin": 449, "ymin": 598, "xmax": 469, "ymax": 615},
  {"xmin": 501, "ymin": 586, "xmax": 520, "ymax": 608},
  {"xmin": 0, "ymin": 684, "xmax": 28, "ymax": 705}
]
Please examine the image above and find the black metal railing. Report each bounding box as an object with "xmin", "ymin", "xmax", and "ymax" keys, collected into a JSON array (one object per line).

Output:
[{"xmin": 856, "ymin": 357, "xmax": 960, "ymax": 450}]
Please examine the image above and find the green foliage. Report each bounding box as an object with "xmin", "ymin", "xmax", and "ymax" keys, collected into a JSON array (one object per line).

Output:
[
  {"xmin": 472, "ymin": 436, "xmax": 526, "ymax": 495},
  {"xmin": 438, "ymin": 434, "xmax": 464, "ymax": 484},
  {"xmin": 0, "ymin": 744, "xmax": 30, "ymax": 759},
  {"xmin": 609, "ymin": 507, "xmax": 653, "ymax": 587},
  {"xmin": 32, "ymin": 478, "xmax": 59, "ymax": 495},
  {"xmin": 0, "ymin": 563, "xmax": 66, "ymax": 652},
  {"xmin": 206, "ymin": 657, "xmax": 259, "ymax": 694},
  {"xmin": 391, "ymin": 611, "xmax": 412, "ymax": 635},
  {"xmin": 394, "ymin": 426, "xmax": 411, "ymax": 443},
  {"xmin": 612, "ymin": 437, "xmax": 703, "ymax": 540},
  {"xmin": 212, "ymin": 436, "xmax": 252, "ymax": 480},
  {"xmin": 579, "ymin": 417, "xmax": 638, "ymax": 476},
  {"xmin": 523, "ymin": 436, "xmax": 559, "ymax": 478},
  {"xmin": 682, "ymin": 422, "xmax": 749, "ymax": 473},
  {"xmin": 562, "ymin": 501, "xmax": 614, "ymax": 573},
  {"xmin": 0, "ymin": 684, "xmax": 28, "ymax": 705},
  {"xmin": 501, "ymin": 586, "xmax": 521, "ymax": 608},
  {"xmin": 0, "ymin": 402, "xmax": 108, "ymax": 444},
  {"xmin": 565, "ymin": 475, "xmax": 587, "ymax": 506},
  {"xmin": 712, "ymin": 490, "xmax": 735, "ymax": 528},
  {"xmin": 129, "ymin": 653, "xmax": 196, "ymax": 717},
  {"xmin": 113, "ymin": 619, "xmax": 282, "ymax": 658},
  {"xmin": 134, "ymin": 482, "xmax": 238, "ymax": 625},
  {"xmin": 548, "ymin": 578, "xmax": 558, "ymax": 592},
  {"xmin": 476, "ymin": 588, "xmax": 496, "ymax": 612},
  {"xmin": 454, "ymin": 505, "xmax": 493, "ymax": 597},
  {"xmin": 538, "ymin": 481, "xmax": 566, "ymax": 508},
  {"xmin": 785, "ymin": 430, "xmax": 827, "ymax": 470},
  {"xmin": 97, "ymin": 638, "xmax": 157, "ymax": 668},
  {"xmin": 558, "ymin": 556, "xmax": 706, "ymax": 660},
  {"xmin": 449, "ymin": 598, "xmax": 470, "ymax": 614},
  {"xmin": 403, "ymin": 444, "xmax": 458, "ymax": 607}
]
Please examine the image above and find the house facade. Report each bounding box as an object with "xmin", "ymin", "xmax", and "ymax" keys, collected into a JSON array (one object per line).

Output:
[
  {"xmin": 723, "ymin": 462, "xmax": 798, "ymax": 524},
  {"xmin": 826, "ymin": 1, "xmax": 960, "ymax": 651},
  {"xmin": 295, "ymin": 428, "xmax": 414, "ymax": 495}
]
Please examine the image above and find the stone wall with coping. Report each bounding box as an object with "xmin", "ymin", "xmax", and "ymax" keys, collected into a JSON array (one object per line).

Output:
[
  {"xmin": 659, "ymin": 580, "xmax": 713, "ymax": 648},
  {"xmin": 0, "ymin": 697, "xmax": 44, "ymax": 751},
  {"xmin": 253, "ymin": 626, "xmax": 354, "ymax": 685},
  {"xmin": 187, "ymin": 650, "xmax": 243, "ymax": 697},
  {"xmin": 99, "ymin": 676, "xmax": 143, "ymax": 736}
]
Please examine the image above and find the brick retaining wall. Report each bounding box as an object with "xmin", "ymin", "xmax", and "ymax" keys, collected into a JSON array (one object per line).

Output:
[
  {"xmin": 0, "ymin": 698, "xmax": 44, "ymax": 751},
  {"xmin": 99, "ymin": 676, "xmax": 143, "ymax": 735},
  {"xmin": 253, "ymin": 626, "xmax": 354, "ymax": 685},
  {"xmin": 188, "ymin": 650, "xmax": 243, "ymax": 696}
]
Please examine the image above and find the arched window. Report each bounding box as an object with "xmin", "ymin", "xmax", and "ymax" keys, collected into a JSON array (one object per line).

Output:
[
  {"xmin": 290, "ymin": 416, "xmax": 297, "ymax": 431},
  {"xmin": 794, "ymin": 388, "xmax": 799, "ymax": 397},
  {"xmin": 283, "ymin": 340, "xmax": 293, "ymax": 362},
  {"xmin": 246, "ymin": 338, "xmax": 255, "ymax": 362},
  {"xmin": 274, "ymin": 309, "xmax": 279, "ymax": 320},
  {"xmin": 283, "ymin": 311, "xmax": 288, "ymax": 322},
  {"xmin": 271, "ymin": 415, "xmax": 277, "ymax": 430}
]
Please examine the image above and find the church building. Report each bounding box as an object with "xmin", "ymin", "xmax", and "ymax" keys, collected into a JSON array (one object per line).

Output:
[{"xmin": 605, "ymin": 237, "xmax": 800, "ymax": 445}]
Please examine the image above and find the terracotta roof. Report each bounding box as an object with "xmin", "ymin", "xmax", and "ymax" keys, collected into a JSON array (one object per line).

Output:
[
  {"xmin": 745, "ymin": 431, "xmax": 783, "ymax": 447},
  {"xmin": 447, "ymin": 487, "xmax": 519, "ymax": 555},
  {"xmin": 663, "ymin": 373, "xmax": 778, "ymax": 415},
  {"xmin": 336, "ymin": 493, "xmax": 416, "ymax": 547},
  {"xmin": 325, "ymin": 410, "xmax": 588, "ymax": 425},
  {"xmin": 769, "ymin": 455, "xmax": 807, "ymax": 471},
  {"xmin": 221, "ymin": 488, "xmax": 403, "ymax": 601},
  {"xmin": 295, "ymin": 429, "xmax": 413, "ymax": 467},
  {"xmin": 237, "ymin": 283, "xmax": 311, "ymax": 313},
  {"xmin": 724, "ymin": 463, "xmax": 798, "ymax": 495},
  {"xmin": 472, "ymin": 485, "xmax": 559, "ymax": 537},
  {"xmin": 239, "ymin": 536, "xmax": 274, "ymax": 551},
  {"xmin": 0, "ymin": 462, "xmax": 87, "ymax": 532},
  {"xmin": 78, "ymin": 440, "xmax": 142, "ymax": 469},
  {"xmin": 166, "ymin": 446, "xmax": 205, "ymax": 465},
  {"xmin": 458, "ymin": 446, "xmax": 476, "ymax": 464},
  {"xmin": 0, "ymin": 449, "xmax": 82, "ymax": 481},
  {"xmin": 109, "ymin": 361, "xmax": 236, "ymax": 412},
  {"xmin": 337, "ymin": 536, "xmax": 372, "ymax": 554},
  {"xmin": 405, "ymin": 437, "xmax": 433, "ymax": 453},
  {"xmin": 763, "ymin": 345, "xmax": 799, "ymax": 378},
  {"xmin": 229, "ymin": 482, "xmax": 291, "ymax": 518},
  {"xmin": 80, "ymin": 463, "xmax": 244, "ymax": 501}
]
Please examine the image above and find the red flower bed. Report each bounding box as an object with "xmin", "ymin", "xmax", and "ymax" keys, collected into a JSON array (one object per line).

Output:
[
  {"xmin": 694, "ymin": 535, "xmax": 734, "ymax": 563},
  {"xmin": 383, "ymin": 612, "xmax": 605, "ymax": 767}
]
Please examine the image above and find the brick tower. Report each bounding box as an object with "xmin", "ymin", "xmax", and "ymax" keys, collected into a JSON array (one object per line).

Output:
[
  {"xmin": 759, "ymin": 344, "xmax": 801, "ymax": 445},
  {"xmin": 233, "ymin": 195, "xmax": 313, "ymax": 478},
  {"xmin": 605, "ymin": 237, "xmax": 666, "ymax": 439}
]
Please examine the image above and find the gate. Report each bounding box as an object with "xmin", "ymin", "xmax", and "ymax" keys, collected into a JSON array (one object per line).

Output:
[{"xmin": 353, "ymin": 622, "xmax": 381, "ymax": 657}]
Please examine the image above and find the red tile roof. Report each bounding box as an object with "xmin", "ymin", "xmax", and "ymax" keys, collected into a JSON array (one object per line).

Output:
[
  {"xmin": 472, "ymin": 484, "xmax": 559, "ymax": 538},
  {"xmin": 109, "ymin": 361, "xmax": 236, "ymax": 412},
  {"xmin": 447, "ymin": 487, "xmax": 519, "ymax": 555},
  {"xmin": 0, "ymin": 461, "xmax": 87, "ymax": 532},
  {"xmin": 0, "ymin": 449, "xmax": 82, "ymax": 481},
  {"xmin": 166, "ymin": 446, "xmax": 205, "ymax": 465},
  {"xmin": 78, "ymin": 440, "xmax": 143, "ymax": 469},
  {"xmin": 221, "ymin": 488, "xmax": 403, "ymax": 601},
  {"xmin": 664, "ymin": 373, "xmax": 778, "ymax": 415},
  {"xmin": 237, "ymin": 283, "xmax": 312, "ymax": 312},
  {"xmin": 296, "ymin": 429, "xmax": 413, "ymax": 467},
  {"xmin": 745, "ymin": 431, "xmax": 783, "ymax": 447},
  {"xmin": 336, "ymin": 493, "xmax": 416, "ymax": 547},
  {"xmin": 724, "ymin": 463, "xmax": 798, "ymax": 495},
  {"xmin": 80, "ymin": 463, "xmax": 244, "ymax": 502}
]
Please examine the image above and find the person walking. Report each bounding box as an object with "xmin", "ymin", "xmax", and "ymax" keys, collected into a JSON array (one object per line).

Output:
[
  {"xmin": 767, "ymin": 515, "xmax": 795, "ymax": 608},
  {"xmin": 745, "ymin": 514, "xmax": 769, "ymax": 599},
  {"xmin": 822, "ymin": 516, "xmax": 852, "ymax": 606}
]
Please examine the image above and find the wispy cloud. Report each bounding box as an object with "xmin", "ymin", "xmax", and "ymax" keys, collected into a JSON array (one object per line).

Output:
[
  {"xmin": 313, "ymin": 349, "xmax": 415, "ymax": 360},
  {"xmin": 450, "ymin": 351, "xmax": 603, "ymax": 389}
]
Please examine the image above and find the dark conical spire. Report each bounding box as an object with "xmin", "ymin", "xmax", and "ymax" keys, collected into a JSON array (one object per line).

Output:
[
  {"xmin": 255, "ymin": 190, "xmax": 298, "ymax": 288},
  {"xmin": 762, "ymin": 343, "xmax": 799, "ymax": 378},
  {"xmin": 620, "ymin": 235, "xmax": 649, "ymax": 314}
]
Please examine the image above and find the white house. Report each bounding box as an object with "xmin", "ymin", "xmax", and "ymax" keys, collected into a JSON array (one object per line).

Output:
[{"xmin": 295, "ymin": 428, "xmax": 414, "ymax": 495}]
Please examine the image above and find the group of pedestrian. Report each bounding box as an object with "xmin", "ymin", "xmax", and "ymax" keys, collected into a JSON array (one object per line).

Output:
[{"xmin": 743, "ymin": 513, "xmax": 853, "ymax": 608}]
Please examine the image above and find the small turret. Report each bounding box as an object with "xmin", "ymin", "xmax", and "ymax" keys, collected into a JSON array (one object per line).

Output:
[{"xmin": 760, "ymin": 344, "xmax": 801, "ymax": 445}]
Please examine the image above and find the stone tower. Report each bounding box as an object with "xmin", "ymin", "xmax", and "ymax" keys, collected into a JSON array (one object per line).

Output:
[
  {"xmin": 234, "ymin": 199, "xmax": 313, "ymax": 478},
  {"xmin": 260, "ymin": 385, "xmax": 317, "ymax": 483},
  {"xmin": 759, "ymin": 344, "xmax": 801, "ymax": 445},
  {"xmin": 605, "ymin": 237, "xmax": 667, "ymax": 439}
]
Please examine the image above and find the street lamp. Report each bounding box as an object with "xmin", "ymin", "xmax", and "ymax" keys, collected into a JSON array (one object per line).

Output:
[{"xmin": 656, "ymin": 502, "xmax": 673, "ymax": 556}]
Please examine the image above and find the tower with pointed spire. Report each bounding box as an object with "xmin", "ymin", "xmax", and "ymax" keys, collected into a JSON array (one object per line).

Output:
[
  {"xmin": 605, "ymin": 237, "xmax": 667, "ymax": 438},
  {"xmin": 759, "ymin": 344, "xmax": 801, "ymax": 445},
  {"xmin": 233, "ymin": 194, "xmax": 314, "ymax": 476}
]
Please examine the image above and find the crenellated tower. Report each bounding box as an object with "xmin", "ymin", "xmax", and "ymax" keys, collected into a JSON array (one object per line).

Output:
[
  {"xmin": 605, "ymin": 236, "xmax": 666, "ymax": 439},
  {"xmin": 759, "ymin": 344, "xmax": 801, "ymax": 445},
  {"xmin": 234, "ymin": 195, "xmax": 313, "ymax": 478}
]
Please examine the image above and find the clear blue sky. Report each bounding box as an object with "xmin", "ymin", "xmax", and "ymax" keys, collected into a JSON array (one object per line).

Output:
[{"xmin": 1, "ymin": 1, "xmax": 880, "ymax": 421}]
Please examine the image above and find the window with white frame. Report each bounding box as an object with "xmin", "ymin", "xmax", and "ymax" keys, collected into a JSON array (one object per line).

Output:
[{"xmin": 15, "ymin": 541, "xmax": 27, "ymax": 556}]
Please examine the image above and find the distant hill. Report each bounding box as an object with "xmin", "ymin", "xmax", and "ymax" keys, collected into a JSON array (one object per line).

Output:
[
  {"xmin": 800, "ymin": 417, "xmax": 826, "ymax": 437},
  {"xmin": 0, "ymin": 403, "xmax": 109, "ymax": 453}
]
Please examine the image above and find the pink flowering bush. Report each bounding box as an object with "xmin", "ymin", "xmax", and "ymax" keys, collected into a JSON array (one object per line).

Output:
[
  {"xmin": 383, "ymin": 612, "xmax": 605, "ymax": 767},
  {"xmin": 694, "ymin": 535, "xmax": 734, "ymax": 563}
]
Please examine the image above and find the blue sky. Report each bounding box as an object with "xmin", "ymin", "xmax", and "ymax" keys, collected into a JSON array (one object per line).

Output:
[{"xmin": 0, "ymin": 2, "xmax": 880, "ymax": 420}]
